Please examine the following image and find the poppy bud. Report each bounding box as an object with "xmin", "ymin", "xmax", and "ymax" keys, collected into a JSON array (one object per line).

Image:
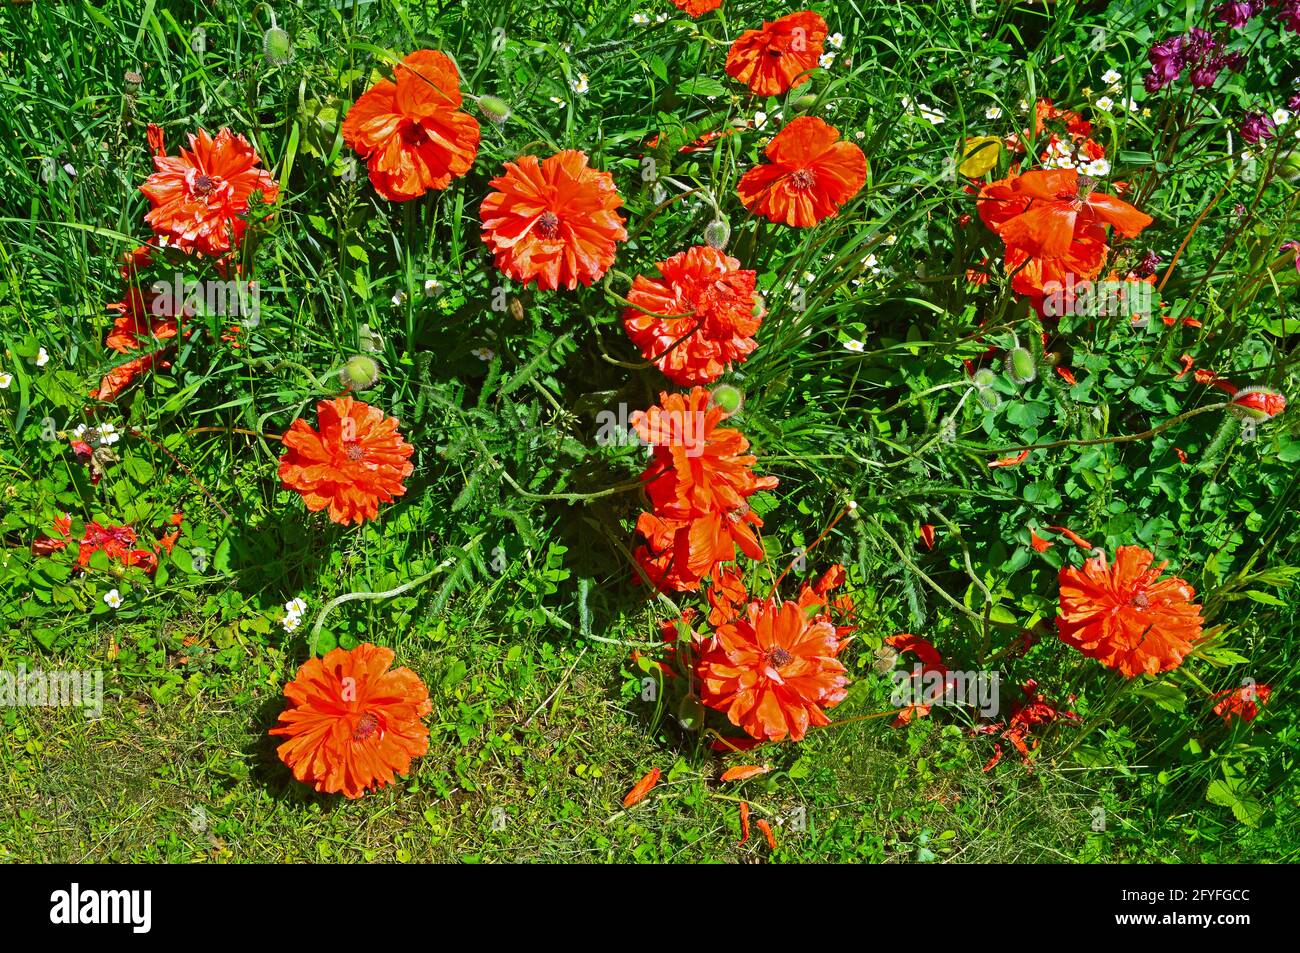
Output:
[
  {"xmin": 478, "ymin": 95, "xmax": 511, "ymax": 125},
  {"xmin": 1006, "ymin": 347, "xmax": 1037, "ymax": 384},
  {"xmin": 793, "ymin": 93, "xmax": 819, "ymax": 113},
  {"xmin": 710, "ymin": 383, "xmax": 744, "ymax": 416},
  {"xmin": 1229, "ymin": 386, "xmax": 1286, "ymax": 420},
  {"xmin": 973, "ymin": 368, "xmax": 998, "ymax": 389},
  {"xmin": 263, "ymin": 27, "xmax": 292, "ymax": 66},
  {"xmin": 704, "ymin": 217, "xmax": 731, "ymax": 250},
  {"xmin": 341, "ymin": 355, "xmax": 380, "ymax": 391},
  {"xmin": 677, "ymin": 693, "xmax": 704, "ymax": 732},
  {"xmin": 124, "ymin": 70, "xmax": 143, "ymax": 93},
  {"xmin": 978, "ymin": 387, "xmax": 1002, "ymax": 410}
]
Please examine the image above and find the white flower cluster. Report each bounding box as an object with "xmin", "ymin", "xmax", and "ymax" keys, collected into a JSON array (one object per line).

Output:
[
  {"xmin": 282, "ymin": 597, "xmax": 307, "ymax": 633},
  {"xmin": 902, "ymin": 95, "xmax": 946, "ymax": 125},
  {"xmin": 1043, "ymin": 138, "xmax": 1110, "ymax": 177},
  {"xmin": 73, "ymin": 422, "xmax": 122, "ymax": 446}
]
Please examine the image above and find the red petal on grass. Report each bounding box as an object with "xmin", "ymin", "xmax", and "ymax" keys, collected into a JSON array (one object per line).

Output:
[
  {"xmin": 622, "ymin": 767, "xmax": 661, "ymax": 807},
  {"xmin": 1047, "ymin": 525, "xmax": 1093, "ymax": 549},
  {"xmin": 919, "ymin": 524, "xmax": 936, "ymax": 550},
  {"xmin": 756, "ymin": 818, "xmax": 777, "ymax": 850},
  {"xmin": 720, "ymin": 764, "xmax": 772, "ymax": 782},
  {"xmin": 738, "ymin": 801, "xmax": 751, "ymax": 845}
]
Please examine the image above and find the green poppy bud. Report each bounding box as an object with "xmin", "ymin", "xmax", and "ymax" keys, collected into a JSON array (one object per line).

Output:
[
  {"xmin": 1006, "ymin": 347, "xmax": 1037, "ymax": 384},
  {"xmin": 704, "ymin": 217, "xmax": 731, "ymax": 250},
  {"xmin": 341, "ymin": 354, "xmax": 380, "ymax": 391},
  {"xmin": 478, "ymin": 96, "xmax": 511, "ymax": 125},
  {"xmin": 710, "ymin": 383, "xmax": 743, "ymax": 416},
  {"xmin": 263, "ymin": 27, "xmax": 292, "ymax": 66}
]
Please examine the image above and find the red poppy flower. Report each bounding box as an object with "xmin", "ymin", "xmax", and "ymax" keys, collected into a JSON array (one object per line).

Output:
[
  {"xmin": 622, "ymin": 246, "xmax": 762, "ymax": 385},
  {"xmin": 725, "ymin": 11, "xmax": 827, "ymax": 97},
  {"xmin": 697, "ymin": 597, "xmax": 849, "ymax": 742},
  {"xmin": 1056, "ymin": 545, "xmax": 1204, "ymax": 677},
  {"xmin": 737, "ymin": 116, "xmax": 867, "ymax": 227},
  {"xmin": 278, "ymin": 397, "xmax": 415, "ymax": 526},
  {"xmin": 1211, "ymin": 683, "xmax": 1272, "ymax": 725},
  {"xmin": 633, "ymin": 508, "xmax": 766, "ymax": 592},
  {"xmin": 1230, "ymin": 386, "xmax": 1287, "ymax": 419},
  {"xmin": 106, "ymin": 286, "xmax": 180, "ymax": 354},
  {"xmin": 341, "ymin": 50, "xmax": 481, "ymax": 201},
  {"xmin": 1029, "ymin": 528, "xmax": 1054, "ymax": 553},
  {"xmin": 270, "ymin": 643, "xmax": 432, "ymax": 799},
  {"xmin": 993, "ymin": 168, "xmax": 1152, "ymax": 259},
  {"xmin": 140, "ymin": 127, "xmax": 280, "ymax": 257},
  {"xmin": 708, "ymin": 564, "xmax": 748, "ymax": 626},
  {"xmin": 672, "ymin": 0, "xmax": 722, "ymax": 15},
  {"xmin": 631, "ymin": 386, "xmax": 777, "ymax": 519},
  {"xmin": 480, "ymin": 150, "xmax": 627, "ymax": 290},
  {"xmin": 94, "ymin": 351, "xmax": 170, "ymax": 402}
]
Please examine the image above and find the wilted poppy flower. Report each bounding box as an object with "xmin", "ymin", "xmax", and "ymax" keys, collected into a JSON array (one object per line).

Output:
[
  {"xmin": 1056, "ymin": 545, "xmax": 1204, "ymax": 677},
  {"xmin": 480, "ymin": 150, "xmax": 626, "ymax": 290},
  {"xmin": 994, "ymin": 168, "xmax": 1152, "ymax": 259},
  {"xmin": 725, "ymin": 11, "xmax": 827, "ymax": 97},
  {"xmin": 106, "ymin": 286, "xmax": 180, "ymax": 354},
  {"xmin": 341, "ymin": 50, "xmax": 481, "ymax": 201},
  {"xmin": 632, "ymin": 386, "xmax": 778, "ymax": 519},
  {"xmin": 1211, "ymin": 682, "xmax": 1271, "ymax": 725},
  {"xmin": 697, "ymin": 597, "xmax": 849, "ymax": 742},
  {"xmin": 140, "ymin": 127, "xmax": 280, "ymax": 257},
  {"xmin": 270, "ymin": 643, "xmax": 432, "ymax": 799},
  {"xmin": 737, "ymin": 116, "xmax": 867, "ymax": 227},
  {"xmin": 623, "ymin": 246, "xmax": 761, "ymax": 385},
  {"xmin": 279, "ymin": 397, "xmax": 415, "ymax": 525},
  {"xmin": 94, "ymin": 351, "xmax": 170, "ymax": 402},
  {"xmin": 1229, "ymin": 386, "xmax": 1286, "ymax": 419}
]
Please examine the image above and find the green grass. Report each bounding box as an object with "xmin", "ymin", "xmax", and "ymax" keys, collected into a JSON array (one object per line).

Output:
[{"xmin": 2, "ymin": 0, "xmax": 1299, "ymax": 862}]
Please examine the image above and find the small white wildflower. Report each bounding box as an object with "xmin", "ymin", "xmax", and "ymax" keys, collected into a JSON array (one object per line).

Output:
[
  {"xmin": 754, "ymin": 110, "xmax": 768, "ymax": 129},
  {"xmin": 1081, "ymin": 157, "xmax": 1111, "ymax": 177},
  {"xmin": 1094, "ymin": 96, "xmax": 1114, "ymax": 113},
  {"xmin": 391, "ymin": 291, "xmax": 407, "ymax": 307},
  {"xmin": 819, "ymin": 52, "xmax": 835, "ymax": 69},
  {"xmin": 985, "ymin": 105, "xmax": 1003, "ymax": 120},
  {"xmin": 423, "ymin": 279, "xmax": 443, "ymax": 297},
  {"xmin": 655, "ymin": 11, "xmax": 668, "ymax": 22},
  {"xmin": 828, "ymin": 32, "xmax": 844, "ymax": 49},
  {"xmin": 104, "ymin": 589, "xmax": 123, "ymax": 609},
  {"xmin": 282, "ymin": 613, "xmax": 301, "ymax": 633},
  {"xmin": 803, "ymin": 271, "xmax": 817, "ymax": 284},
  {"xmin": 631, "ymin": 12, "xmax": 650, "ymax": 24},
  {"xmin": 919, "ymin": 105, "xmax": 946, "ymax": 125},
  {"xmin": 35, "ymin": 347, "xmax": 49, "ymax": 367},
  {"xmin": 97, "ymin": 423, "xmax": 120, "ymax": 445},
  {"xmin": 1101, "ymin": 68, "xmax": 1122, "ymax": 86},
  {"xmin": 1273, "ymin": 107, "xmax": 1291, "ymax": 126},
  {"xmin": 854, "ymin": 130, "xmax": 865, "ymax": 140},
  {"xmin": 901, "ymin": 94, "xmax": 915, "ymax": 111},
  {"xmin": 1017, "ymin": 99, "xmax": 1029, "ymax": 112},
  {"xmin": 863, "ymin": 254, "xmax": 880, "ymax": 274},
  {"xmin": 882, "ymin": 234, "xmax": 897, "ymax": 246},
  {"xmin": 843, "ymin": 339, "xmax": 865, "ymax": 352},
  {"xmin": 285, "ymin": 597, "xmax": 307, "ymax": 615},
  {"xmin": 471, "ymin": 347, "xmax": 496, "ymax": 362},
  {"xmin": 570, "ymin": 73, "xmax": 589, "ymax": 95},
  {"xmin": 0, "ymin": 372, "xmax": 11, "ymax": 389},
  {"xmin": 549, "ymin": 95, "xmax": 566, "ymax": 107},
  {"xmin": 73, "ymin": 423, "xmax": 88, "ymax": 439},
  {"xmin": 1125, "ymin": 97, "xmax": 1140, "ymax": 112}
]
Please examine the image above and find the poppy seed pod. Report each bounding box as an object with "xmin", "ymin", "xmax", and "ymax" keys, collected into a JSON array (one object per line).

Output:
[
  {"xmin": 263, "ymin": 27, "xmax": 292, "ymax": 66},
  {"xmin": 792, "ymin": 93, "xmax": 819, "ymax": 113},
  {"xmin": 341, "ymin": 354, "xmax": 381, "ymax": 391},
  {"xmin": 710, "ymin": 383, "xmax": 744, "ymax": 416},
  {"xmin": 704, "ymin": 217, "xmax": 731, "ymax": 250},
  {"xmin": 1006, "ymin": 347, "xmax": 1037, "ymax": 384},
  {"xmin": 478, "ymin": 95, "xmax": 511, "ymax": 124}
]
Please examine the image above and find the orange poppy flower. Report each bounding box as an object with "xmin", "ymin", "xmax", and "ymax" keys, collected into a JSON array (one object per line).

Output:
[
  {"xmin": 94, "ymin": 351, "xmax": 170, "ymax": 402},
  {"xmin": 708, "ymin": 564, "xmax": 748, "ymax": 626},
  {"xmin": 633, "ymin": 508, "xmax": 766, "ymax": 593},
  {"xmin": 1056, "ymin": 545, "xmax": 1204, "ymax": 677},
  {"xmin": 341, "ymin": 50, "xmax": 481, "ymax": 202},
  {"xmin": 994, "ymin": 168, "xmax": 1152, "ymax": 259},
  {"xmin": 106, "ymin": 286, "xmax": 180, "ymax": 354},
  {"xmin": 270, "ymin": 643, "xmax": 432, "ymax": 799},
  {"xmin": 697, "ymin": 598, "xmax": 849, "ymax": 742},
  {"xmin": 140, "ymin": 127, "xmax": 280, "ymax": 258},
  {"xmin": 632, "ymin": 386, "xmax": 778, "ymax": 519},
  {"xmin": 725, "ymin": 11, "xmax": 827, "ymax": 97},
  {"xmin": 673, "ymin": 0, "xmax": 722, "ymax": 15},
  {"xmin": 737, "ymin": 116, "xmax": 867, "ymax": 227},
  {"xmin": 278, "ymin": 397, "xmax": 415, "ymax": 526},
  {"xmin": 622, "ymin": 246, "xmax": 762, "ymax": 385},
  {"xmin": 480, "ymin": 150, "xmax": 627, "ymax": 290}
]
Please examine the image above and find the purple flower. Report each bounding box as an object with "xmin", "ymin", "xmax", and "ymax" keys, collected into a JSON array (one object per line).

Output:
[
  {"xmin": 1136, "ymin": 250, "xmax": 1161, "ymax": 277},
  {"xmin": 1240, "ymin": 111, "xmax": 1277, "ymax": 145},
  {"xmin": 1146, "ymin": 36, "xmax": 1187, "ymax": 90},
  {"xmin": 1225, "ymin": 51, "xmax": 1248, "ymax": 73},
  {"xmin": 1184, "ymin": 28, "xmax": 1220, "ymax": 60},
  {"xmin": 1215, "ymin": 1, "xmax": 1262, "ymax": 28},
  {"xmin": 1274, "ymin": 0, "xmax": 1300, "ymax": 34},
  {"xmin": 1190, "ymin": 56, "xmax": 1225, "ymax": 89},
  {"xmin": 1289, "ymin": 91, "xmax": 1300, "ymax": 111}
]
